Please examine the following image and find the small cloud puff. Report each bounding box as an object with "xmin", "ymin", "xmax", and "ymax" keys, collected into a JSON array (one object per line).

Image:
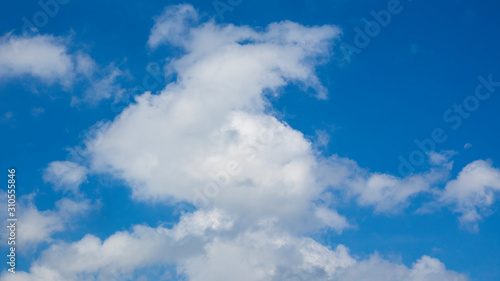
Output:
[{"xmin": 43, "ymin": 161, "xmax": 87, "ymax": 192}]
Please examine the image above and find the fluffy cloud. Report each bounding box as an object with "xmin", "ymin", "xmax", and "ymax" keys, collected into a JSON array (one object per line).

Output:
[
  {"xmin": 86, "ymin": 7, "xmax": 344, "ymax": 235},
  {"xmin": 0, "ymin": 33, "xmax": 125, "ymax": 104},
  {"xmin": 346, "ymin": 168, "xmax": 448, "ymax": 213},
  {"xmin": 0, "ymin": 191, "xmax": 93, "ymax": 249},
  {"xmin": 43, "ymin": 161, "xmax": 87, "ymax": 192},
  {"xmin": 85, "ymin": 12, "xmax": 461, "ymax": 228},
  {"xmin": 0, "ymin": 209, "xmax": 231, "ymax": 281},
  {"xmin": 336, "ymin": 254, "xmax": 467, "ymax": 281},
  {"xmin": 148, "ymin": 4, "xmax": 199, "ymax": 48},
  {"xmin": 0, "ymin": 33, "xmax": 74, "ymax": 86},
  {"xmin": 439, "ymin": 160, "xmax": 500, "ymax": 231},
  {"xmin": 17, "ymin": 198, "xmax": 93, "ymax": 247},
  {"xmin": 56, "ymin": 4, "xmax": 470, "ymax": 279},
  {"xmin": 1, "ymin": 209, "xmax": 466, "ymax": 281}
]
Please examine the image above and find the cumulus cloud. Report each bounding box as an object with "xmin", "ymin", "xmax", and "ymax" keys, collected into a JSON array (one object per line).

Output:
[
  {"xmin": 4, "ymin": 3, "xmax": 488, "ymax": 280},
  {"xmin": 86, "ymin": 6, "xmax": 344, "ymax": 236},
  {"xmin": 84, "ymin": 7, "xmax": 461, "ymax": 226},
  {"xmin": 43, "ymin": 161, "xmax": 87, "ymax": 192},
  {"xmin": 0, "ymin": 192, "xmax": 93, "ymax": 249},
  {"xmin": 0, "ymin": 33, "xmax": 74, "ymax": 86},
  {"xmin": 439, "ymin": 160, "xmax": 500, "ymax": 231},
  {"xmin": 347, "ymin": 171, "xmax": 443, "ymax": 213},
  {"xmin": 148, "ymin": 4, "xmax": 199, "ymax": 48},
  {"xmin": 17, "ymin": 198, "xmax": 93, "ymax": 247},
  {"xmin": 336, "ymin": 254, "xmax": 467, "ymax": 281},
  {"xmin": 315, "ymin": 207, "xmax": 352, "ymax": 233},
  {"xmin": 428, "ymin": 150, "xmax": 456, "ymax": 166},
  {"xmin": 337, "ymin": 150, "xmax": 456, "ymax": 213},
  {"xmin": 0, "ymin": 33, "xmax": 125, "ymax": 104},
  {"xmin": 0, "ymin": 208, "xmax": 467, "ymax": 281}
]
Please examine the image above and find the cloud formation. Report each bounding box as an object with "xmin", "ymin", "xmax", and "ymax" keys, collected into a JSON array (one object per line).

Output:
[
  {"xmin": 0, "ymin": 208, "xmax": 467, "ymax": 281},
  {"xmin": 0, "ymin": 192, "xmax": 93, "ymax": 249},
  {"xmin": 7, "ymin": 3, "xmax": 499, "ymax": 281},
  {"xmin": 43, "ymin": 161, "xmax": 87, "ymax": 193},
  {"xmin": 0, "ymin": 33, "xmax": 125, "ymax": 104},
  {"xmin": 0, "ymin": 33, "xmax": 74, "ymax": 86},
  {"xmin": 439, "ymin": 160, "xmax": 500, "ymax": 231}
]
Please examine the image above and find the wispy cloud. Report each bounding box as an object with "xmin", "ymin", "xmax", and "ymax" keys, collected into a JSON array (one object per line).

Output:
[{"xmin": 0, "ymin": 33, "xmax": 126, "ymax": 105}]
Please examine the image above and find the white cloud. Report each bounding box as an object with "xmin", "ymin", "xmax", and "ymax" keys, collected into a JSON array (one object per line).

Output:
[
  {"xmin": 17, "ymin": 206, "xmax": 64, "ymax": 247},
  {"xmin": 0, "ymin": 192, "xmax": 93, "ymax": 249},
  {"xmin": 74, "ymin": 52, "xmax": 96, "ymax": 77},
  {"xmin": 314, "ymin": 129, "xmax": 331, "ymax": 149},
  {"xmin": 0, "ymin": 33, "xmax": 74, "ymax": 86},
  {"xmin": 170, "ymin": 208, "xmax": 234, "ymax": 240},
  {"xmin": 337, "ymin": 254, "xmax": 467, "ymax": 281},
  {"xmin": 43, "ymin": 161, "xmax": 87, "ymax": 192},
  {"xmin": 348, "ymin": 172, "xmax": 434, "ymax": 213},
  {"xmin": 439, "ymin": 160, "xmax": 500, "ymax": 231},
  {"xmin": 148, "ymin": 4, "xmax": 199, "ymax": 49},
  {"xmin": 428, "ymin": 150, "xmax": 456, "ymax": 166},
  {"xmin": 0, "ymin": 209, "xmax": 230, "ymax": 281},
  {"xmin": 315, "ymin": 207, "xmax": 352, "ymax": 234},
  {"xmin": 21, "ymin": 198, "xmax": 92, "ymax": 246},
  {"xmin": 72, "ymin": 65, "xmax": 125, "ymax": 105},
  {"xmin": 335, "ymin": 150, "xmax": 455, "ymax": 213},
  {"xmin": 1, "ymin": 210, "xmax": 467, "ymax": 281},
  {"xmin": 0, "ymin": 33, "xmax": 125, "ymax": 104}
]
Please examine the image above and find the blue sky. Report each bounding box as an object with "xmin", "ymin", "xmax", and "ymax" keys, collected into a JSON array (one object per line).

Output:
[{"xmin": 0, "ymin": 0, "xmax": 499, "ymax": 280}]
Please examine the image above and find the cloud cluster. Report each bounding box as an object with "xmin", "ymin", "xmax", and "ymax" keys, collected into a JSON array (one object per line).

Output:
[
  {"xmin": 0, "ymin": 208, "xmax": 467, "ymax": 281},
  {"xmin": 86, "ymin": 7, "xmax": 344, "ymax": 236},
  {"xmin": 8, "ymin": 3, "xmax": 499, "ymax": 281}
]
